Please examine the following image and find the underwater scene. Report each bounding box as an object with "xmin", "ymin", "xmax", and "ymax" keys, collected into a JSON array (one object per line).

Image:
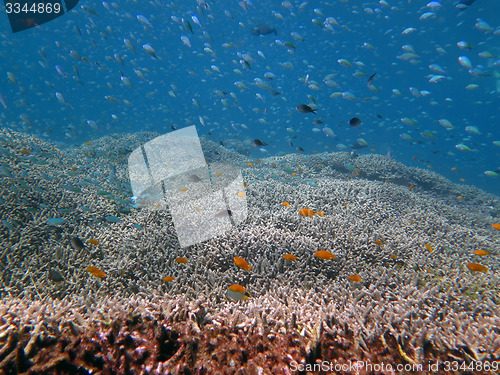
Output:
[{"xmin": 0, "ymin": 0, "xmax": 500, "ymax": 374}]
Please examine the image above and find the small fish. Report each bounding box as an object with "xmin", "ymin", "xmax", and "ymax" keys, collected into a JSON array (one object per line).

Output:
[
  {"xmin": 298, "ymin": 208, "xmax": 315, "ymax": 217},
  {"xmin": 374, "ymin": 240, "xmax": 384, "ymax": 246},
  {"xmin": 137, "ymin": 14, "xmax": 153, "ymax": 28},
  {"xmin": 188, "ymin": 174, "xmax": 202, "ymax": 182},
  {"xmin": 457, "ymin": 0, "xmax": 476, "ymax": 9},
  {"xmin": 227, "ymin": 284, "xmax": 251, "ymax": 301},
  {"xmin": 214, "ymin": 209, "xmax": 232, "ymax": 218},
  {"xmin": 86, "ymin": 266, "xmax": 106, "ymax": 278},
  {"xmin": 46, "ymin": 218, "xmax": 67, "ymax": 226},
  {"xmin": 296, "ymin": 104, "xmax": 317, "ymax": 114},
  {"xmin": 0, "ymin": 93, "xmax": 7, "ymax": 109},
  {"xmin": 143, "ymin": 43, "xmax": 157, "ymax": 58},
  {"xmin": 251, "ymin": 25, "xmax": 277, "ymax": 36},
  {"xmin": 237, "ymin": 191, "xmax": 245, "ymax": 198},
  {"xmin": 348, "ymin": 117, "xmax": 362, "ymax": 127},
  {"xmin": 367, "ymin": 73, "xmax": 376, "ymax": 88},
  {"xmin": 466, "ymin": 263, "xmax": 488, "ymax": 272},
  {"xmin": 179, "ymin": 186, "xmax": 188, "ymax": 192},
  {"xmin": 473, "ymin": 250, "xmax": 489, "ymax": 256},
  {"xmin": 87, "ymin": 239, "xmax": 99, "ymax": 245},
  {"xmin": 105, "ymin": 215, "xmax": 121, "ymax": 223},
  {"xmin": 315, "ymin": 250, "xmax": 335, "ymax": 260},
  {"xmin": 282, "ymin": 202, "xmax": 290, "ymax": 207},
  {"xmin": 492, "ymin": 223, "xmax": 500, "ymax": 231},
  {"xmin": 175, "ymin": 257, "xmax": 188, "ymax": 264},
  {"xmin": 348, "ymin": 274, "xmax": 361, "ymax": 282},
  {"xmin": 316, "ymin": 211, "xmax": 325, "ymax": 217},
  {"xmin": 283, "ymin": 254, "xmax": 298, "ymax": 261},
  {"xmin": 163, "ymin": 276, "xmax": 175, "ymax": 282},
  {"xmin": 425, "ymin": 244, "xmax": 433, "ymax": 252},
  {"xmin": 48, "ymin": 269, "xmax": 64, "ymax": 282},
  {"xmin": 70, "ymin": 237, "xmax": 85, "ymax": 250},
  {"xmin": 234, "ymin": 257, "xmax": 251, "ymax": 271},
  {"xmin": 252, "ymin": 139, "xmax": 267, "ymax": 148},
  {"xmin": 20, "ymin": 149, "xmax": 31, "ymax": 155}
]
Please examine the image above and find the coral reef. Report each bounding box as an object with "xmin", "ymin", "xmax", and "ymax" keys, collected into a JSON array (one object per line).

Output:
[{"xmin": 1, "ymin": 128, "xmax": 499, "ymax": 373}]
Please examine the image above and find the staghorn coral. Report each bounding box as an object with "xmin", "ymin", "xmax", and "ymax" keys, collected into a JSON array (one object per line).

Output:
[{"xmin": 1, "ymin": 129, "xmax": 500, "ymax": 373}]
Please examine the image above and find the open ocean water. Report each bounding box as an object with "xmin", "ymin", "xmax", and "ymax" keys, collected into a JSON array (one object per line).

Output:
[{"xmin": 0, "ymin": 0, "xmax": 500, "ymax": 374}]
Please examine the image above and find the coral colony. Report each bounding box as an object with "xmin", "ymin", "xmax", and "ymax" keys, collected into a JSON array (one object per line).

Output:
[{"xmin": 1, "ymin": 129, "xmax": 499, "ymax": 374}]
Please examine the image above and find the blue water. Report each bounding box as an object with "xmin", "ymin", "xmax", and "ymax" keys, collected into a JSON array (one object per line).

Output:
[{"xmin": 0, "ymin": 0, "xmax": 499, "ymax": 195}]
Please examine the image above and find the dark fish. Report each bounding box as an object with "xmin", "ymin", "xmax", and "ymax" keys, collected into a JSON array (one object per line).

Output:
[
  {"xmin": 296, "ymin": 147, "xmax": 304, "ymax": 152},
  {"xmin": 376, "ymin": 114, "xmax": 384, "ymax": 119},
  {"xmin": 270, "ymin": 90, "xmax": 281, "ymax": 96},
  {"xmin": 296, "ymin": 104, "xmax": 317, "ymax": 114},
  {"xmin": 313, "ymin": 119, "xmax": 324, "ymax": 125},
  {"xmin": 219, "ymin": 140, "xmax": 225, "ymax": 146},
  {"xmin": 214, "ymin": 209, "xmax": 232, "ymax": 218},
  {"xmin": 367, "ymin": 73, "xmax": 376, "ymax": 88},
  {"xmin": 252, "ymin": 139, "xmax": 267, "ymax": 148},
  {"xmin": 351, "ymin": 143, "xmax": 367, "ymax": 150},
  {"xmin": 188, "ymin": 174, "xmax": 202, "ymax": 182},
  {"xmin": 349, "ymin": 117, "xmax": 362, "ymax": 127},
  {"xmin": 70, "ymin": 237, "xmax": 85, "ymax": 250},
  {"xmin": 457, "ymin": 0, "xmax": 476, "ymax": 9},
  {"xmin": 251, "ymin": 25, "xmax": 277, "ymax": 36},
  {"xmin": 48, "ymin": 269, "xmax": 64, "ymax": 282},
  {"xmin": 170, "ymin": 125, "xmax": 177, "ymax": 130}
]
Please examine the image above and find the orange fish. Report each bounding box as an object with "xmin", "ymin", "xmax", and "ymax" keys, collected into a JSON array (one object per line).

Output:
[
  {"xmin": 86, "ymin": 266, "xmax": 106, "ymax": 278},
  {"xmin": 316, "ymin": 211, "xmax": 325, "ymax": 217},
  {"xmin": 84, "ymin": 141, "xmax": 92, "ymax": 146},
  {"xmin": 234, "ymin": 257, "xmax": 251, "ymax": 271},
  {"xmin": 243, "ymin": 182, "xmax": 248, "ymax": 187},
  {"xmin": 227, "ymin": 284, "xmax": 250, "ymax": 301},
  {"xmin": 374, "ymin": 240, "xmax": 384, "ymax": 246},
  {"xmin": 466, "ymin": 263, "xmax": 488, "ymax": 272},
  {"xmin": 87, "ymin": 239, "xmax": 99, "ymax": 245},
  {"xmin": 348, "ymin": 275, "xmax": 361, "ymax": 282},
  {"xmin": 20, "ymin": 149, "xmax": 31, "ymax": 155},
  {"xmin": 492, "ymin": 223, "xmax": 500, "ymax": 231},
  {"xmin": 473, "ymin": 250, "xmax": 489, "ymax": 256},
  {"xmin": 298, "ymin": 208, "xmax": 315, "ymax": 217},
  {"xmin": 163, "ymin": 276, "xmax": 175, "ymax": 282},
  {"xmin": 425, "ymin": 244, "xmax": 433, "ymax": 252},
  {"xmin": 70, "ymin": 167, "xmax": 77, "ymax": 171},
  {"xmin": 389, "ymin": 254, "xmax": 397, "ymax": 260},
  {"xmin": 314, "ymin": 250, "xmax": 335, "ymax": 260},
  {"xmin": 179, "ymin": 186, "xmax": 188, "ymax": 192},
  {"xmin": 282, "ymin": 202, "xmax": 290, "ymax": 207},
  {"xmin": 175, "ymin": 257, "xmax": 188, "ymax": 264},
  {"xmin": 247, "ymin": 163, "xmax": 253, "ymax": 167},
  {"xmin": 283, "ymin": 254, "xmax": 298, "ymax": 261},
  {"xmin": 409, "ymin": 184, "xmax": 415, "ymax": 190},
  {"xmin": 237, "ymin": 191, "xmax": 245, "ymax": 197}
]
